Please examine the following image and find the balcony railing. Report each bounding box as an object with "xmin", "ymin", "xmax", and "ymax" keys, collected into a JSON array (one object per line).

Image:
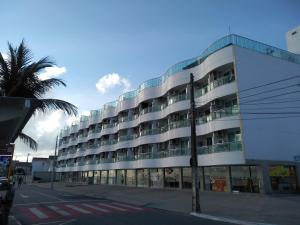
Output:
[
  {"xmin": 61, "ymin": 141, "xmax": 242, "ymax": 167},
  {"xmin": 195, "ymin": 74, "xmax": 235, "ymax": 98},
  {"xmin": 197, "ymin": 141, "xmax": 242, "ymax": 155}
]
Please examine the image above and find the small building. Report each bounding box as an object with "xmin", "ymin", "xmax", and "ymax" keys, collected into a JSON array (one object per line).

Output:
[{"xmin": 31, "ymin": 157, "xmax": 55, "ymax": 182}]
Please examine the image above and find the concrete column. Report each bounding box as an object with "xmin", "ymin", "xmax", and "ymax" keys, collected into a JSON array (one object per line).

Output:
[
  {"xmin": 259, "ymin": 162, "xmax": 272, "ymax": 194},
  {"xmin": 199, "ymin": 167, "xmax": 204, "ymax": 191},
  {"xmin": 226, "ymin": 166, "xmax": 232, "ymax": 193},
  {"xmin": 296, "ymin": 164, "xmax": 300, "ymax": 191},
  {"xmin": 162, "ymin": 168, "xmax": 165, "ymax": 188},
  {"xmin": 179, "ymin": 168, "xmax": 183, "ymax": 189},
  {"xmin": 147, "ymin": 169, "xmax": 151, "ymax": 188},
  {"xmin": 212, "ymin": 132, "xmax": 216, "ymax": 145}
]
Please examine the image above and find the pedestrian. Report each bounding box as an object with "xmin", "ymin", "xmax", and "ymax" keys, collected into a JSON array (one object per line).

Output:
[{"xmin": 18, "ymin": 177, "xmax": 23, "ymax": 189}]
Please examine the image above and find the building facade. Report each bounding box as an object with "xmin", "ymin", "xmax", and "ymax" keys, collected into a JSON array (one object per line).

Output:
[
  {"xmin": 286, "ymin": 25, "xmax": 300, "ymax": 54},
  {"xmin": 57, "ymin": 34, "xmax": 300, "ymax": 193}
]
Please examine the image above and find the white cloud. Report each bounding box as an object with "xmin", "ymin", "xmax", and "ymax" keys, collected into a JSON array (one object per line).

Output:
[
  {"xmin": 35, "ymin": 111, "xmax": 64, "ymax": 138},
  {"xmin": 96, "ymin": 73, "xmax": 131, "ymax": 94},
  {"xmin": 14, "ymin": 110, "xmax": 71, "ymax": 161},
  {"xmin": 39, "ymin": 66, "xmax": 67, "ymax": 80},
  {"xmin": 1, "ymin": 53, "xmax": 8, "ymax": 60}
]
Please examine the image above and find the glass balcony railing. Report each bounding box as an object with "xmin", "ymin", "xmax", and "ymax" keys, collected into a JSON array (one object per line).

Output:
[
  {"xmin": 196, "ymin": 105, "xmax": 239, "ymax": 124},
  {"xmin": 168, "ymin": 93, "xmax": 188, "ymax": 105},
  {"xmin": 62, "ymin": 142, "xmax": 242, "ymax": 167},
  {"xmin": 99, "ymin": 158, "xmax": 114, "ymax": 163},
  {"xmin": 101, "ymin": 139, "xmax": 117, "ymax": 146},
  {"xmin": 195, "ymin": 74, "xmax": 235, "ymax": 98},
  {"xmin": 168, "ymin": 120, "xmax": 190, "ymax": 130},
  {"xmin": 102, "ymin": 123, "xmax": 117, "ymax": 129},
  {"xmin": 118, "ymin": 134, "xmax": 135, "ymax": 142},
  {"xmin": 197, "ymin": 141, "xmax": 242, "ymax": 155}
]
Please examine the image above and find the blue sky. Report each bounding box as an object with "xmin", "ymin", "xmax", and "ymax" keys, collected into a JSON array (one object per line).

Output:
[{"xmin": 1, "ymin": 0, "xmax": 299, "ymax": 160}]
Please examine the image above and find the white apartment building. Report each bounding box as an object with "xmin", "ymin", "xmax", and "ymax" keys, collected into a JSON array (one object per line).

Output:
[{"xmin": 56, "ymin": 34, "xmax": 300, "ymax": 194}]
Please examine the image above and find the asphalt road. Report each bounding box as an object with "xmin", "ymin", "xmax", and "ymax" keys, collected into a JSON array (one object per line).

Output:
[{"xmin": 11, "ymin": 184, "xmax": 233, "ymax": 225}]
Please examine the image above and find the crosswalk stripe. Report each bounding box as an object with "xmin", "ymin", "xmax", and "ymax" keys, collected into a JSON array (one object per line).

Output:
[
  {"xmin": 29, "ymin": 207, "xmax": 48, "ymax": 219},
  {"xmin": 81, "ymin": 203, "xmax": 110, "ymax": 213},
  {"xmin": 48, "ymin": 205, "xmax": 70, "ymax": 216},
  {"xmin": 65, "ymin": 205, "xmax": 91, "ymax": 214},
  {"xmin": 97, "ymin": 203, "xmax": 127, "ymax": 211},
  {"xmin": 112, "ymin": 202, "xmax": 143, "ymax": 210}
]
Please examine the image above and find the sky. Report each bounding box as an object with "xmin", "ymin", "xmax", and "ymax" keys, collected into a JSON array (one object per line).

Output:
[{"xmin": 0, "ymin": 0, "xmax": 299, "ymax": 161}]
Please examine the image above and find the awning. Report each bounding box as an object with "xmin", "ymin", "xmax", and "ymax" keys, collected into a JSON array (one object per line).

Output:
[{"xmin": 0, "ymin": 97, "xmax": 38, "ymax": 146}]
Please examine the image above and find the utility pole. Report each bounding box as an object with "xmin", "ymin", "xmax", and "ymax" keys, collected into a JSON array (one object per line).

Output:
[
  {"xmin": 26, "ymin": 153, "xmax": 30, "ymax": 184},
  {"xmin": 190, "ymin": 73, "xmax": 201, "ymax": 213},
  {"xmin": 51, "ymin": 136, "xmax": 58, "ymax": 190}
]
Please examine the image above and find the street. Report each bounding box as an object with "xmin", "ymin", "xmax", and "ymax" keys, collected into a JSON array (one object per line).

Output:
[{"xmin": 11, "ymin": 184, "xmax": 232, "ymax": 225}]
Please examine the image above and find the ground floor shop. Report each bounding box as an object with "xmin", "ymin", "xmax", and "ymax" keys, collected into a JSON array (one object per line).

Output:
[{"xmin": 58, "ymin": 163, "xmax": 300, "ymax": 194}]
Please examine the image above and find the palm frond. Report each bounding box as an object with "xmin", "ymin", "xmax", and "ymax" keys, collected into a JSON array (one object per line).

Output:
[
  {"xmin": 18, "ymin": 132, "xmax": 38, "ymax": 151},
  {"xmin": 6, "ymin": 57, "xmax": 55, "ymax": 97},
  {"xmin": 16, "ymin": 39, "xmax": 32, "ymax": 70},
  {"xmin": 36, "ymin": 98, "xmax": 78, "ymax": 116}
]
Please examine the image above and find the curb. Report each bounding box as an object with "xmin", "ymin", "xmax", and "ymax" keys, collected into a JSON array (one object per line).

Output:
[
  {"xmin": 190, "ymin": 212, "xmax": 277, "ymax": 225},
  {"xmin": 9, "ymin": 215, "xmax": 22, "ymax": 225}
]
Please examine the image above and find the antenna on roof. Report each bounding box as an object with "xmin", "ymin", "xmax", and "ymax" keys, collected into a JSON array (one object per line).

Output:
[{"xmin": 228, "ymin": 25, "xmax": 231, "ymax": 35}]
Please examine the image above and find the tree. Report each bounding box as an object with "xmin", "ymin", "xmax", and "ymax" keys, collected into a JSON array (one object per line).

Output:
[{"xmin": 0, "ymin": 40, "xmax": 77, "ymax": 150}]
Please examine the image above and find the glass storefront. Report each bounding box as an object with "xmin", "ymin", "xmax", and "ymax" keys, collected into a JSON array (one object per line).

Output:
[
  {"xmin": 100, "ymin": 170, "xmax": 108, "ymax": 184},
  {"xmin": 108, "ymin": 170, "xmax": 116, "ymax": 185},
  {"xmin": 126, "ymin": 170, "xmax": 136, "ymax": 186},
  {"xmin": 204, "ymin": 166, "xmax": 229, "ymax": 192},
  {"xmin": 150, "ymin": 169, "xmax": 163, "ymax": 188},
  {"xmin": 93, "ymin": 171, "xmax": 101, "ymax": 184},
  {"xmin": 137, "ymin": 169, "xmax": 149, "ymax": 187},
  {"xmin": 269, "ymin": 165, "xmax": 298, "ymax": 192},
  {"xmin": 116, "ymin": 170, "xmax": 125, "ymax": 185},
  {"xmin": 231, "ymin": 166, "xmax": 260, "ymax": 193},
  {"xmin": 182, "ymin": 168, "xmax": 192, "ymax": 189},
  {"xmin": 164, "ymin": 168, "xmax": 180, "ymax": 188}
]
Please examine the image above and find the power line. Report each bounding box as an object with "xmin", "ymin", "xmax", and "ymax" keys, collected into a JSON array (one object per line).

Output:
[
  {"xmin": 239, "ymin": 84, "xmax": 300, "ymax": 99},
  {"xmin": 240, "ymin": 90, "xmax": 300, "ymax": 104},
  {"xmin": 238, "ymin": 74, "xmax": 300, "ymax": 93},
  {"xmin": 194, "ymin": 74, "xmax": 300, "ymax": 106},
  {"xmin": 195, "ymin": 115, "xmax": 300, "ymax": 122},
  {"xmin": 239, "ymin": 98, "xmax": 300, "ymax": 105}
]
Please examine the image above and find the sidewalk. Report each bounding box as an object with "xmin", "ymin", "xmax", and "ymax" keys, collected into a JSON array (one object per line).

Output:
[{"xmin": 32, "ymin": 182, "xmax": 300, "ymax": 225}]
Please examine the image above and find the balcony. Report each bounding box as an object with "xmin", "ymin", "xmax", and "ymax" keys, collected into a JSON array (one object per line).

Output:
[
  {"xmin": 102, "ymin": 123, "xmax": 117, "ymax": 130},
  {"xmin": 197, "ymin": 141, "xmax": 242, "ymax": 155},
  {"xmin": 195, "ymin": 74, "xmax": 235, "ymax": 98},
  {"xmin": 196, "ymin": 105, "xmax": 239, "ymax": 125},
  {"xmin": 118, "ymin": 134, "xmax": 135, "ymax": 142},
  {"xmin": 101, "ymin": 139, "xmax": 117, "ymax": 146},
  {"xmin": 168, "ymin": 93, "xmax": 188, "ymax": 105},
  {"xmin": 99, "ymin": 158, "xmax": 114, "ymax": 163}
]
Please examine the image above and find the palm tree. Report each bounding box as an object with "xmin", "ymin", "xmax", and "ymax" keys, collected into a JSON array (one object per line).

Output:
[{"xmin": 0, "ymin": 40, "xmax": 77, "ymax": 150}]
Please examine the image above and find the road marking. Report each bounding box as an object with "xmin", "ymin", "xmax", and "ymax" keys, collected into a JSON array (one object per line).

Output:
[
  {"xmin": 48, "ymin": 205, "xmax": 70, "ymax": 216},
  {"xmin": 29, "ymin": 207, "xmax": 48, "ymax": 219},
  {"xmin": 112, "ymin": 202, "xmax": 143, "ymax": 210},
  {"xmin": 32, "ymin": 221, "xmax": 65, "ymax": 225},
  {"xmin": 31, "ymin": 190, "xmax": 64, "ymax": 202},
  {"xmin": 190, "ymin": 212, "xmax": 277, "ymax": 225},
  {"xmin": 65, "ymin": 204, "xmax": 91, "ymax": 214},
  {"xmin": 59, "ymin": 219, "xmax": 76, "ymax": 225},
  {"xmin": 81, "ymin": 203, "xmax": 110, "ymax": 213},
  {"xmin": 14, "ymin": 199, "xmax": 101, "ymax": 206},
  {"xmin": 97, "ymin": 203, "xmax": 127, "ymax": 211},
  {"xmin": 19, "ymin": 193, "xmax": 29, "ymax": 198}
]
